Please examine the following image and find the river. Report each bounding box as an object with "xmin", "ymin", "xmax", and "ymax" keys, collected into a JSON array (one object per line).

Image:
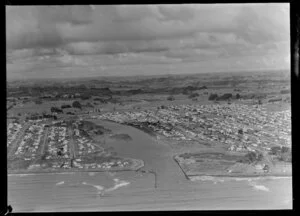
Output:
[{"xmin": 8, "ymin": 120, "xmax": 293, "ymax": 212}]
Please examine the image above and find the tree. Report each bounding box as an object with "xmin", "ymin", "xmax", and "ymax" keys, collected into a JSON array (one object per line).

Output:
[
  {"xmin": 80, "ymin": 94, "xmax": 91, "ymax": 100},
  {"xmin": 257, "ymin": 152, "xmax": 264, "ymax": 161},
  {"xmin": 279, "ymin": 152, "xmax": 291, "ymax": 162},
  {"xmin": 217, "ymin": 93, "xmax": 232, "ymax": 101},
  {"xmin": 188, "ymin": 92, "xmax": 199, "ymax": 99},
  {"xmin": 281, "ymin": 146, "xmax": 290, "ymax": 153},
  {"xmin": 61, "ymin": 104, "xmax": 71, "ymax": 109},
  {"xmin": 280, "ymin": 89, "xmax": 290, "ymax": 94},
  {"xmin": 35, "ymin": 100, "xmax": 43, "ymax": 105},
  {"xmin": 72, "ymin": 101, "xmax": 82, "ymax": 109},
  {"xmin": 167, "ymin": 95, "xmax": 175, "ymax": 101},
  {"xmin": 239, "ymin": 151, "xmax": 264, "ymax": 164},
  {"xmin": 51, "ymin": 107, "xmax": 63, "ymax": 113},
  {"xmin": 208, "ymin": 93, "xmax": 218, "ymax": 101},
  {"xmin": 270, "ymin": 146, "xmax": 282, "ymax": 155},
  {"xmin": 86, "ymin": 102, "xmax": 94, "ymax": 108},
  {"xmin": 238, "ymin": 129, "xmax": 243, "ymax": 135}
]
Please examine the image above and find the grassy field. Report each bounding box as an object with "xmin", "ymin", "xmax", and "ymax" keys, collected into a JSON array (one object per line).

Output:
[{"xmin": 174, "ymin": 151, "xmax": 292, "ymax": 178}]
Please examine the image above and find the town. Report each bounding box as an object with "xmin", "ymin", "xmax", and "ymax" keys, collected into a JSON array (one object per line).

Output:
[
  {"xmin": 7, "ymin": 118, "xmax": 143, "ymax": 173},
  {"xmin": 7, "ymin": 70, "xmax": 291, "ymax": 176},
  {"xmin": 96, "ymin": 103, "xmax": 291, "ymax": 156}
]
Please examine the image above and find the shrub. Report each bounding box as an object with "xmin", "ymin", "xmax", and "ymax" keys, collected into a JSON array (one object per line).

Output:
[
  {"xmin": 281, "ymin": 146, "xmax": 290, "ymax": 153},
  {"xmin": 269, "ymin": 146, "xmax": 291, "ymax": 162},
  {"xmin": 61, "ymin": 104, "xmax": 71, "ymax": 109},
  {"xmin": 269, "ymin": 146, "xmax": 282, "ymax": 155},
  {"xmin": 208, "ymin": 94, "xmax": 218, "ymax": 100},
  {"xmin": 279, "ymin": 152, "xmax": 292, "ymax": 162},
  {"xmin": 268, "ymin": 98, "xmax": 282, "ymax": 103},
  {"xmin": 280, "ymin": 89, "xmax": 290, "ymax": 94},
  {"xmin": 239, "ymin": 151, "xmax": 264, "ymax": 164},
  {"xmin": 236, "ymin": 93, "xmax": 241, "ymax": 99},
  {"xmin": 167, "ymin": 95, "xmax": 175, "ymax": 101},
  {"xmin": 50, "ymin": 107, "xmax": 63, "ymax": 113},
  {"xmin": 217, "ymin": 93, "xmax": 232, "ymax": 101},
  {"xmin": 80, "ymin": 95, "xmax": 91, "ymax": 100},
  {"xmin": 86, "ymin": 102, "xmax": 94, "ymax": 108},
  {"xmin": 72, "ymin": 101, "xmax": 82, "ymax": 109},
  {"xmin": 182, "ymin": 89, "xmax": 190, "ymax": 95},
  {"xmin": 188, "ymin": 92, "xmax": 199, "ymax": 99}
]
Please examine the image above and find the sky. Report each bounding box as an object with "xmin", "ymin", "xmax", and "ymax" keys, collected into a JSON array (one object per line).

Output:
[{"xmin": 6, "ymin": 4, "xmax": 290, "ymax": 80}]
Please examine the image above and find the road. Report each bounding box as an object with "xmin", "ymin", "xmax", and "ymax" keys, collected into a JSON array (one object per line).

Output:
[
  {"xmin": 68, "ymin": 127, "xmax": 76, "ymax": 159},
  {"xmin": 39, "ymin": 127, "xmax": 49, "ymax": 156},
  {"xmin": 32, "ymin": 126, "xmax": 49, "ymax": 164}
]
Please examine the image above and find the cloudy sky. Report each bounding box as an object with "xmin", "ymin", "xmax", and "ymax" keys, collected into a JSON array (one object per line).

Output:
[{"xmin": 6, "ymin": 4, "xmax": 290, "ymax": 80}]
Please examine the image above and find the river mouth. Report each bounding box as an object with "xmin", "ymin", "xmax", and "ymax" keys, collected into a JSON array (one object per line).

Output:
[{"xmin": 8, "ymin": 120, "xmax": 293, "ymax": 211}]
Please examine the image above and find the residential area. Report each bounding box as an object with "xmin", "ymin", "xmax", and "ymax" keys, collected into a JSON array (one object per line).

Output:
[
  {"xmin": 96, "ymin": 103, "xmax": 291, "ymax": 154},
  {"xmin": 7, "ymin": 118, "xmax": 137, "ymax": 172}
]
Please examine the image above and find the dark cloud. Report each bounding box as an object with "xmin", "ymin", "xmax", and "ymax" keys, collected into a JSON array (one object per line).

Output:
[
  {"xmin": 234, "ymin": 4, "xmax": 289, "ymax": 44},
  {"xmin": 6, "ymin": 4, "xmax": 290, "ymax": 78},
  {"xmin": 36, "ymin": 6, "xmax": 94, "ymax": 26},
  {"xmin": 7, "ymin": 4, "xmax": 289, "ymax": 52},
  {"xmin": 6, "ymin": 6, "xmax": 93, "ymax": 50},
  {"xmin": 164, "ymin": 48, "xmax": 220, "ymax": 62},
  {"xmin": 111, "ymin": 5, "xmax": 162, "ymax": 22},
  {"xmin": 157, "ymin": 5, "xmax": 196, "ymax": 21}
]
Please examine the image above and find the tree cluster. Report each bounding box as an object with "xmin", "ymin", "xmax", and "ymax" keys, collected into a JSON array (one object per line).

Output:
[
  {"xmin": 167, "ymin": 95, "xmax": 175, "ymax": 101},
  {"xmin": 188, "ymin": 92, "xmax": 199, "ymax": 99},
  {"xmin": 72, "ymin": 101, "xmax": 82, "ymax": 109},
  {"xmin": 208, "ymin": 93, "xmax": 218, "ymax": 100},
  {"xmin": 51, "ymin": 107, "xmax": 63, "ymax": 113},
  {"xmin": 238, "ymin": 151, "xmax": 264, "ymax": 164},
  {"xmin": 216, "ymin": 93, "xmax": 232, "ymax": 101},
  {"xmin": 61, "ymin": 104, "xmax": 71, "ymax": 109},
  {"xmin": 280, "ymin": 89, "xmax": 290, "ymax": 94},
  {"xmin": 34, "ymin": 100, "xmax": 43, "ymax": 105},
  {"xmin": 269, "ymin": 146, "xmax": 291, "ymax": 162},
  {"xmin": 268, "ymin": 98, "xmax": 282, "ymax": 103}
]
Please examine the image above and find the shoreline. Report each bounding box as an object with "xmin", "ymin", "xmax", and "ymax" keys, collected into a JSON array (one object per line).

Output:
[
  {"xmin": 8, "ymin": 158, "xmax": 144, "ymax": 175},
  {"xmin": 188, "ymin": 172, "xmax": 292, "ymax": 179},
  {"xmin": 189, "ymin": 175, "xmax": 292, "ymax": 182}
]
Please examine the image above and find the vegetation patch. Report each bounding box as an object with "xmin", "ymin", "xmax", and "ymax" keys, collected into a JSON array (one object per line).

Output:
[{"xmin": 110, "ymin": 134, "xmax": 133, "ymax": 141}]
